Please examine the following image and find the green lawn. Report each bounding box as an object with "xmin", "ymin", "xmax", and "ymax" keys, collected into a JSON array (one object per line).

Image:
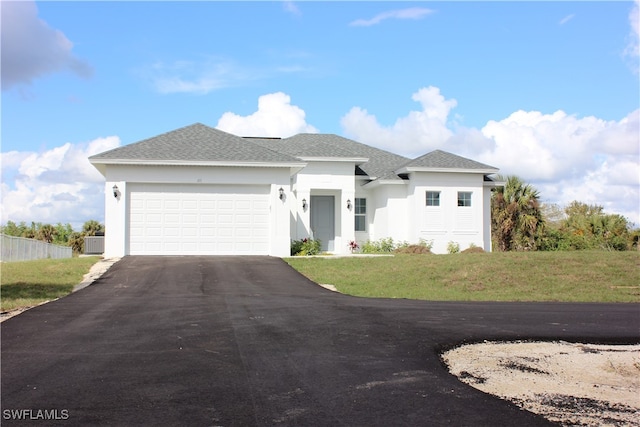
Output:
[
  {"xmin": 2, "ymin": 252, "xmax": 638, "ymax": 313},
  {"xmin": 285, "ymin": 251, "xmax": 640, "ymax": 303},
  {"xmin": 1, "ymin": 257, "xmax": 101, "ymax": 312}
]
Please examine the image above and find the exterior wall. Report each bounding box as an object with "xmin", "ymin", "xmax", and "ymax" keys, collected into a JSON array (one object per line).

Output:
[
  {"xmin": 99, "ymin": 162, "xmax": 495, "ymax": 257},
  {"xmin": 353, "ymin": 180, "xmax": 372, "ymax": 244},
  {"xmin": 365, "ymin": 184, "xmax": 409, "ymax": 245},
  {"xmin": 102, "ymin": 164, "xmax": 292, "ymax": 257},
  {"xmin": 407, "ymin": 172, "xmax": 488, "ymax": 253},
  {"xmin": 482, "ymin": 184, "xmax": 494, "ymax": 252},
  {"xmin": 291, "ymin": 161, "xmax": 356, "ymax": 254}
]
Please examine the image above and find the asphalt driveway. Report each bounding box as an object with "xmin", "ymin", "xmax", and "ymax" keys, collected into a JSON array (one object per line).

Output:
[{"xmin": 2, "ymin": 256, "xmax": 638, "ymax": 426}]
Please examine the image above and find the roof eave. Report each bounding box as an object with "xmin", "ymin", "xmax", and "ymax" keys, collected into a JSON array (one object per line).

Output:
[
  {"xmin": 395, "ymin": 166, "xmax": 500, "ymax": 175},
  {"xmin": 297, "ymin": 156, "xmax": 369, "ymax": 165},
  {"xmin": 89, "ymin": 158, "xmax": 307, "ymax": 169},
  {"xmin": 484, "ymin": 180, "xmax": 506, "ymax": 188},
  {"xmin": 362, "ymin": 178, "xmax": 408, "ymax": 189}
]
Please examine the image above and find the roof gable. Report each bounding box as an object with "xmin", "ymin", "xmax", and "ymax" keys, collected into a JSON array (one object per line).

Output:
[
  {"xmin": 396, "ymin": 150, "xmax": 498, "ymax": 174},
  {"xmin": 89, "ymin": 123, "xmax": 301, "ymax": 164}
]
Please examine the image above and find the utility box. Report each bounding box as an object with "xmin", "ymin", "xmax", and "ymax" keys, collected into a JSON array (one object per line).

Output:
[{"xmin": 84, "ymin": 236, "xmax": 105, "ymax": 255}]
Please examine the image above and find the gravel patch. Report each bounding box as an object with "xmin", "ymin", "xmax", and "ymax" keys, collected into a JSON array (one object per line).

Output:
[{"xmin": 442, "ymin": 341, "xmax": 640, "ymax": 426}]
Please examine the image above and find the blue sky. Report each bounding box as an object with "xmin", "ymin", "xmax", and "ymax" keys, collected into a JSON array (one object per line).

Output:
[{"xmin": 2, "ymin": 0, "xmax": 639, "ymax": 228}]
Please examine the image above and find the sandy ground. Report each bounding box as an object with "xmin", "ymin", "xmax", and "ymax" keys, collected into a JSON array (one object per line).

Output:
[{"xmin": 443, "ymin": 341, "xmax": 640, "ymax": 426}]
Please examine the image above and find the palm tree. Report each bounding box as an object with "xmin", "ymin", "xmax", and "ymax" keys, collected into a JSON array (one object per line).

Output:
[
  {"xmin": 37, "ymin": 224, "xmax": 56, "ymax": 243},
  {"xmin": 491, "ymin": 175, "xmax": 544, "ymax": 251},
  {"xmin": 82, "ymin": 220, "xmax": 104, "ymax": 236}
]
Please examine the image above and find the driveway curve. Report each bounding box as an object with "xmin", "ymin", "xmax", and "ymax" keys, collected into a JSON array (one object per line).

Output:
[{"xmin": 2, "ymin": 256, "xmax": 638, "ymax": 426}]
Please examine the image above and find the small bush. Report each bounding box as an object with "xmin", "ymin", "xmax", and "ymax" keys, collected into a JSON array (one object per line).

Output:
[
  {"xmin": 447, "ymin": 241, "xmax": 460, "ymax": 254},
  {"xmin": 291, "ymin": 238, "xmax": 322, "ymax": 256},
  {"xmin": 361, "ymin": 237, "xmax": 396, "ymax": 254},
  {"xmin": 363, "ymin": 237, "xmax": 434, "ymax": 254}
]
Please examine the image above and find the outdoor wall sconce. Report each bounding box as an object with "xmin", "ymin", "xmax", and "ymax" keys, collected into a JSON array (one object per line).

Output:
[
  {"xmin": 279, "ymin": 187, "xmax": 285, "ymax": 200},
  {"xmin": 112, "ymin": 184, "xmax": 119, "ymax": 199},
  {"xmin": 302, "ymin": 198, "xmax": 307, "ymax": 210},
  {"xmin": 347, "ymin": 199, "xmax": 352, "ymax": 210}
]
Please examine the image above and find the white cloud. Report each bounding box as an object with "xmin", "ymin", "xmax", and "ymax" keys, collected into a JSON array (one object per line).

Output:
[
  {"xmin": 559, "ymin": 14, "xmax": 575, "ymax": 25},
  {"xmin": 624, "ymin": 0, "xmax": 639, "ymax": 72},
  {"xmin": 216, "ymin": 92, "xmax": 318, "ymax": 137},
  {"xmin": 350, "ymin": 7, "xmax": 434, "ymax": 27},
  {"xmin": 0, "ymin": 0, "xmax": 92, "ymax": 90},
  {"xmin": 479, "ymin": 109, "xmax": 639, "ymax": 223},
  {"xmin": 283, "ymin": 1, "xmax": 301, "ymax": 17},
  {"xmin": 340, "ymin": 88, "xmax": 639, "ymax": 223},
  {"xmin": 0, "ymin": 137, "xmax": 120, "ymax": 228},
  {"xmin": 341, "ymin": 87, "xmax": 457, "ymax": 158},
  {"xmin": 148, "ymin": 58, "xmax": 245, "ymax": 95}
]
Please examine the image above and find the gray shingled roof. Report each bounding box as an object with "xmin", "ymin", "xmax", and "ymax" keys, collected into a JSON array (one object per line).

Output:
[
  {"xmin": 89, "ymin": 123, "xmax": 301, "ymax": 164},
  {"xmin": 397, "ymin": 150, "xmax": 498, "ymax": 172},
  {"xmin": 90, "ymin": 124, "xmax": 498, "ymax": 181},
  {"xmin": 251, "ymin": 133, "xmax": 410, "ymax": 180}
]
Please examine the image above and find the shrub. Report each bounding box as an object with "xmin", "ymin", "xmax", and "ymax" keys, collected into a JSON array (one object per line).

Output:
[
  {"xmin": 361, "ymin": 237, "xmax": 396, "ymax": 254},
  {"xmin": 291, "ymin": 238, "xmax": 321, "ymax": 256},
  {"xmin": 362, "ymin": 237, "xmax": 434, "ymax": 254},
  {"xmin": 447, "ymin": 241, "xmax": 460, "ymax": 254}
]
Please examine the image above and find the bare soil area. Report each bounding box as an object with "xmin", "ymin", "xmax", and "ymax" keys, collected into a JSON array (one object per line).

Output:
[{"xmin": 443, "ymin": 341, "xmax": 640, "ymax": 426}]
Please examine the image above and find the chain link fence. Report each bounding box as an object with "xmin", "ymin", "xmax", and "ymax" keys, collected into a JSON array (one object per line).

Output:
[{"xmin": 0, "ymin": 234, "xmax": 72, "ymax": 262}]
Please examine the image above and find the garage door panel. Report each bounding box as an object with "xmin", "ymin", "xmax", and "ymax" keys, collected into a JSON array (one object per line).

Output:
[
  {"xmin": 128, "ymin": 184, "xmax": 270, "ymax": 255},
  {"xmin": 219, "ymin": 228, "xmax": 233, "ymax": 237},
  {"xmin": 218, "ymin": 200, "xmax": 233, "ymax": 210},
  {"xmin": 165, "ymin": 200, "xmax": 180, "ymax": 210},
  {"xmin": 147, "ymin": 200, "xmax": 162, "ymax": 209}
]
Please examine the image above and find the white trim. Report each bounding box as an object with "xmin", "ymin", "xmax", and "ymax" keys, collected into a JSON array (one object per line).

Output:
[
  {"xmin": 90, "ymin": 158, "xmax": 306, "ymax": 168},
  {"xmin": 90, "ymin": 159, "xmax": 307, "ymax": 177},
  {"xmin": 395, "ymin": 166, "xmax": 499, "ymax": 175},
  {"xmin": 362, "ymin": 179, "xmax": 408, "ymax": 189},
  {"xmin": 297, "ymin": 156, "xmax": 369, "ymax": 164}
]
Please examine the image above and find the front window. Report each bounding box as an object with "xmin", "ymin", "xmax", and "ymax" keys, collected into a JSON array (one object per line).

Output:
[
  {"xmin": 355, "ymin": 198, "xmax": 366, "ymax": 231},
  {"xmin": 426, "ymin": 191, "xmax": 440, "ymax": 206},
  {"xmin": 457, "ymin": 192, "xmax": 472, "ymax": 207}
]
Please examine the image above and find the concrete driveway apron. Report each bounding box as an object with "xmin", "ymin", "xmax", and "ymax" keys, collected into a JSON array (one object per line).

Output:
[{"xmin": 2, "ymin": 256, "xmax": 638, "ymax": 426}]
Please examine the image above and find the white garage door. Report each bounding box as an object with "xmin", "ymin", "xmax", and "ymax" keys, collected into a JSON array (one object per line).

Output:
[{"xmin": 128, "ymin": 184, "xmax": 271, "ymax": 255}]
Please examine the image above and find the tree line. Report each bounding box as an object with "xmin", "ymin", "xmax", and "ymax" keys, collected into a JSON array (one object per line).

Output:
[
  {"xmin": 491, "ymin": 176, "xmax": 639, "ymax": 252},
  {"xmin": 0, "ymin": 220, "xmax": 105, "ymax": 254}
]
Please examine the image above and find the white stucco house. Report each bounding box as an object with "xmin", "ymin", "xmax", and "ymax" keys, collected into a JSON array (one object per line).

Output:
[{"xmin": 89, "ymin": 123, "xmax": 502, "ymax": 257}]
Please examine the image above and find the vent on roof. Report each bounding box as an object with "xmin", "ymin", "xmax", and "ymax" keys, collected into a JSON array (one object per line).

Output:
[{"xmin": 243, "ymin": 136, "xmax": 282, "ymax": 140}]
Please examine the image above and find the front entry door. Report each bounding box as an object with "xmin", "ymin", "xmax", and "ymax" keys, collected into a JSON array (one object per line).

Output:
[{"xmin": 310, "ymin": 196, "xmax": 335, "ymax": 252}]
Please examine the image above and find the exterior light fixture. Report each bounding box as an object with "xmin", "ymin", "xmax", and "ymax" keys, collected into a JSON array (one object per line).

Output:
[
  {"xmin": 302, "ymin": 198, "xmax": 307, "ymax": 210},
  {"xmin": 279, "ymin": 187, "xmax": 285, "ymax": 200},
  {"xmin": 347, "ymin": 199, "xmax": 352, "ymax": 210},
  {"xmin": 113, "ymin": 184, "xmax": 119, "ymax": 199}
]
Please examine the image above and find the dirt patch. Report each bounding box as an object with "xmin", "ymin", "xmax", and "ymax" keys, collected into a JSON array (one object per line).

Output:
[
  {"xmin": 442, "ymin": 341, "xmax": 640, "ymax": 426},
  {"xmin": 395, "ymin": 245, "xmax": 432, "ymax": 254}
]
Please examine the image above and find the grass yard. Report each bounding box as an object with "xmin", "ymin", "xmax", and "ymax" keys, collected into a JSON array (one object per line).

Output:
[
  {"xmin": 1, "ymin": 256, "xmax": 101, "ymax": 312},
  {"xmin": 285, "ymin": 251, "xmax": 640, "ymax": 303}
]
